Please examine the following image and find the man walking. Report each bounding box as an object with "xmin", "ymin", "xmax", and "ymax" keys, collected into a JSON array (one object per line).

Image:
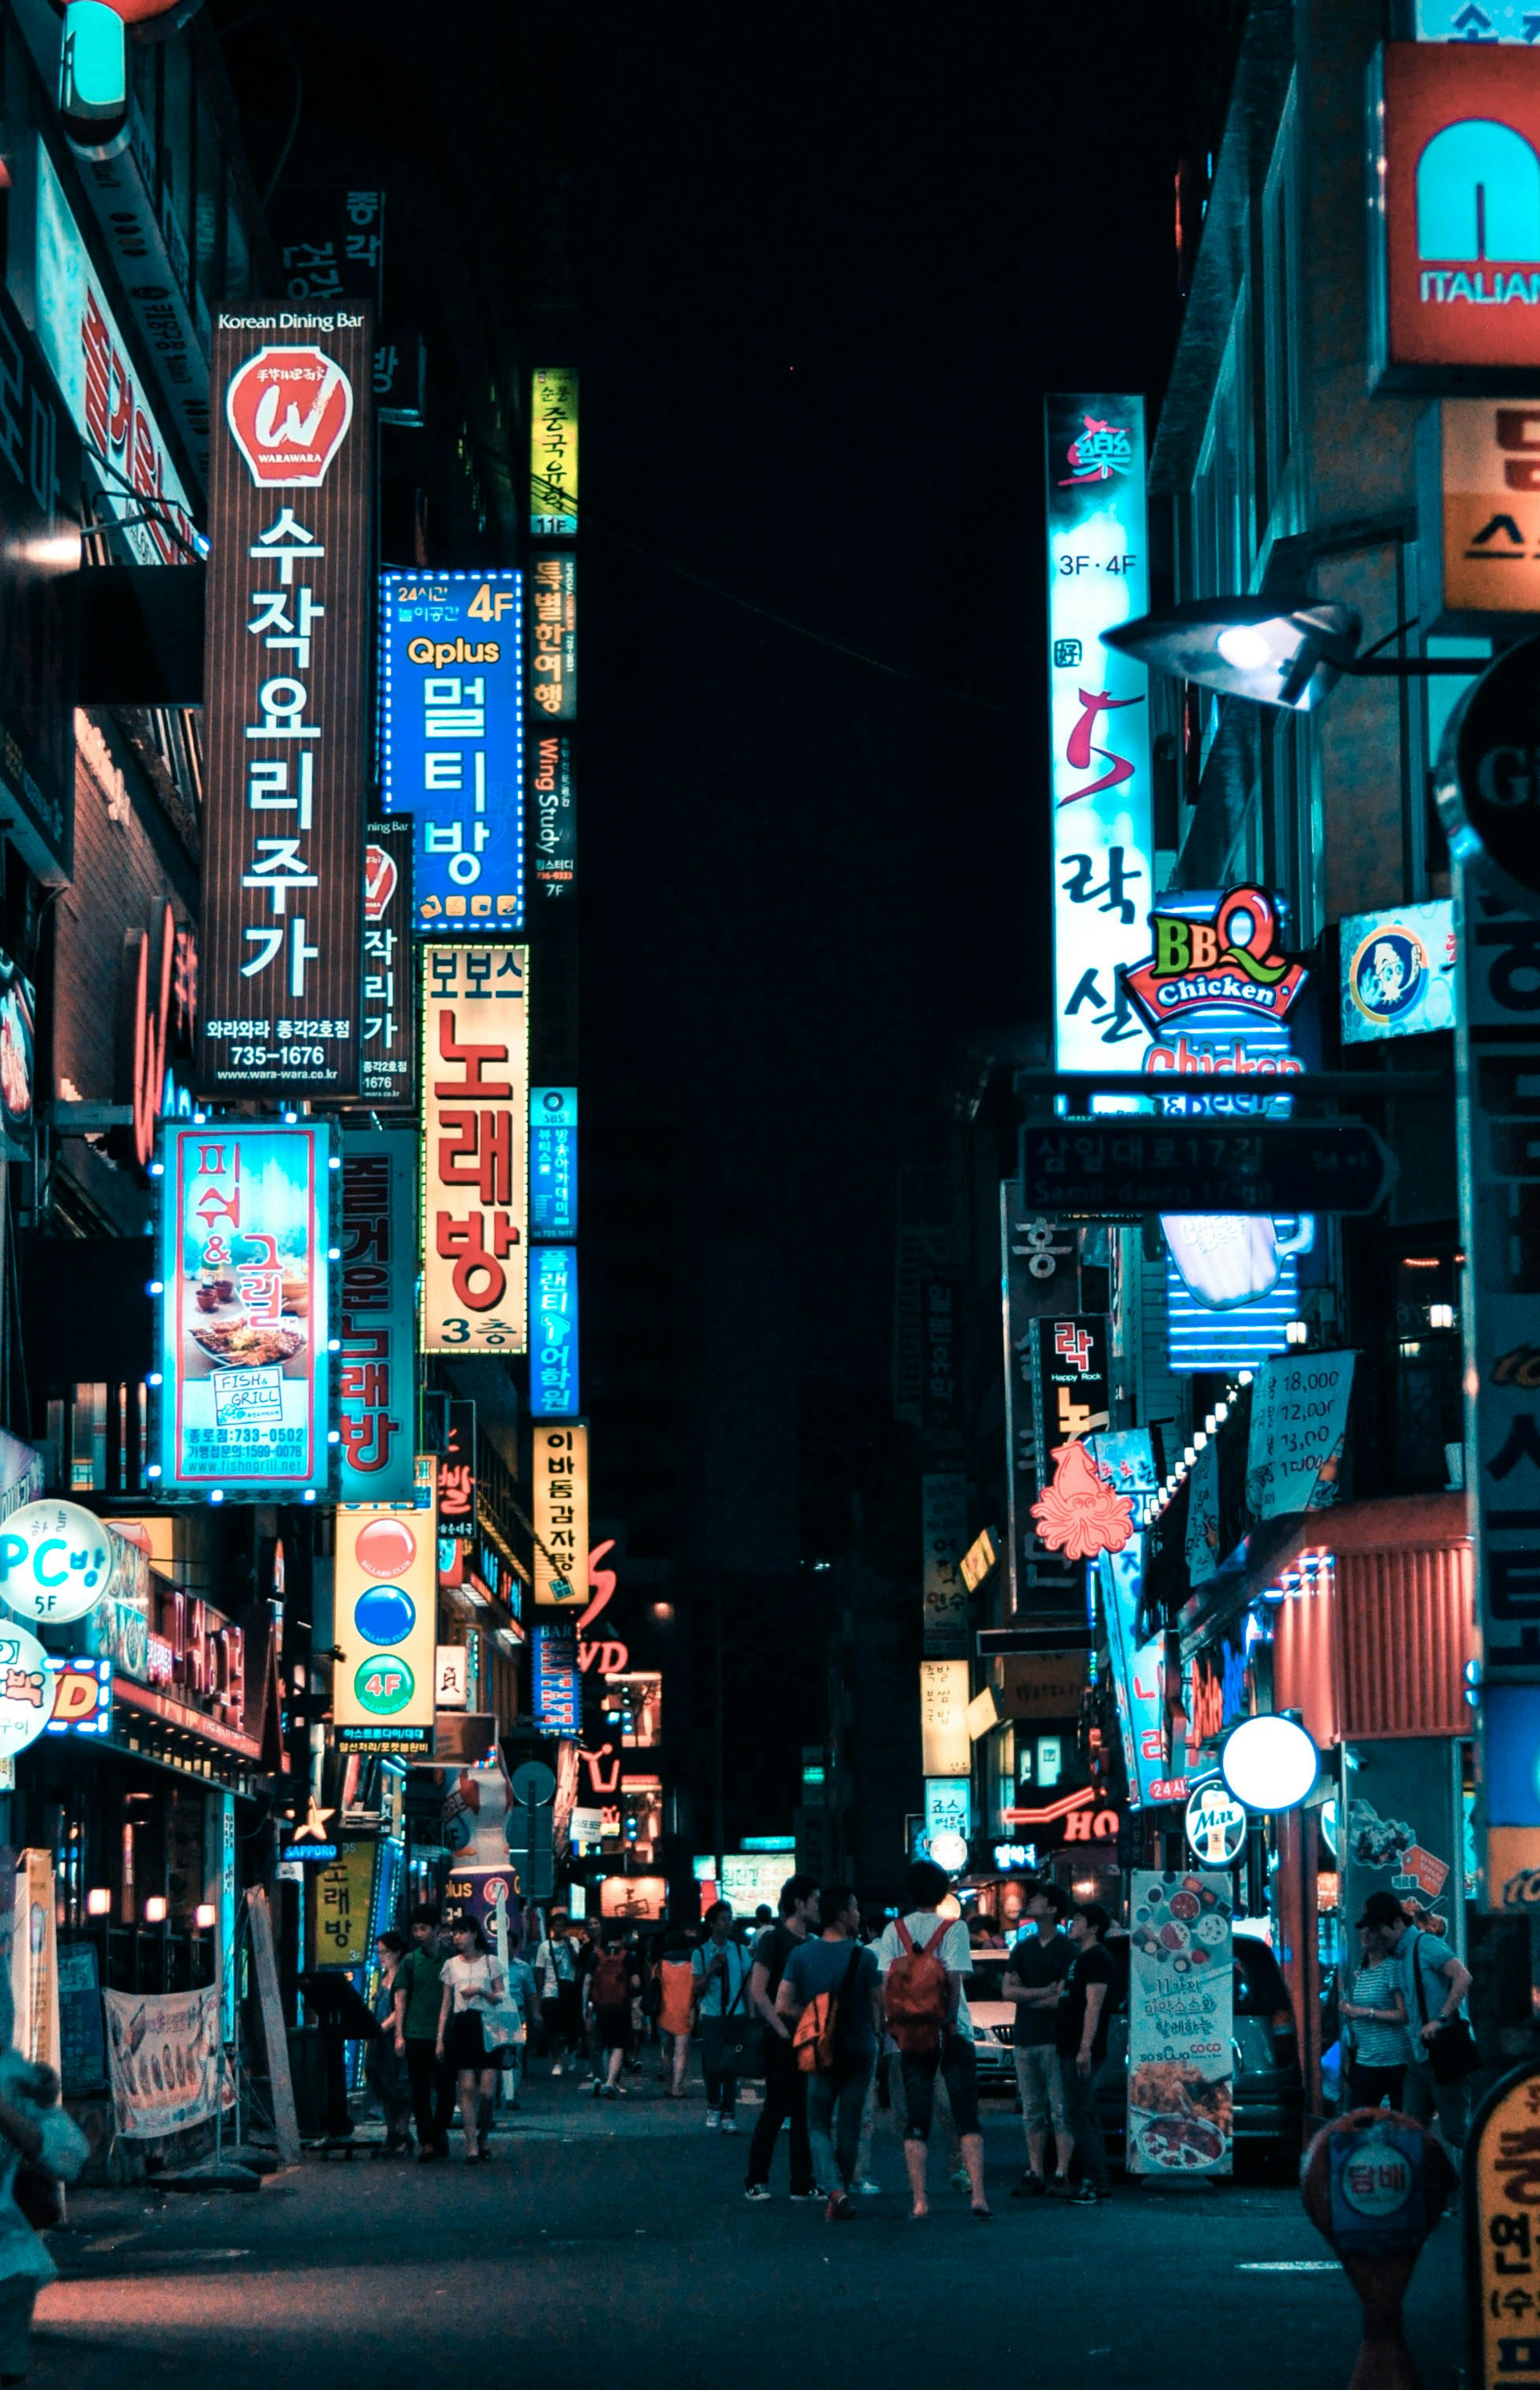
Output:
[
  {"xmin": 876, "ymin": 1858, "xmax": 989, "ymax": 2220},
  {"xmin": 1006, "ymin": 1881, "xmax": 1073, "ymax": 2197},
  {"xmin": 392, "ymin": 1904, "xmax": 454, "ymax": 2161},
  {"xmin": 533, "ymin": 1908, "xmax": 582, "ymax": 2076},
  {"xmin": 693, "ymin": 1901, "xmax": 755, "ymax": 2131},
  {"xmin": 776, "ymin": 1884, "xmax": 881, "ymax": 2221},
  {"xmin": 1056, "ymin": 1901, "xmax": 1116, "ymax": 2204},
  {"xmin": 1364, "ymin": 1891, "xmax": 1475, "ymax": 2154},
  {"xmin": 744, "ymin": 1873, "xmax": 821, "ymax": 2202}
]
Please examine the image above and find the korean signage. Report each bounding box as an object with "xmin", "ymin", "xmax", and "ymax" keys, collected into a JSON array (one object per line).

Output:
[
  {"xmin": 531, "ymin": 1087, "xmax": 578, "ymax": 1237},
  {"xmin": 530, "ymin": 367, "xmax": 578, "ymax": 534},
  {"xmin": 532, "ymin": 1622, "xmax": 581, "ymax": 1735},
  {"xmin": 924, "ymin": 1777, "xmax": 971, "ymax": 1849},
  {"xmin": 919, "ymin": 1658, "xmax": 971, "ymax": 1777},
  {"xmin": 1002, "ymin": 1187, "xmax": 1080, "ymax": 1610},
  {"xmin": 529, "ymin": 554, "xmax": 576, "ymax": 719},
  {"xmin": 270, "ymin": 188, "xmax": 386, "ymax": 312},
  {"xmin": 334, "ymin": 1501, "xmax": 438, "ymax": 1755},
  {"xmin": 153, "ymin": 1121, "xmax": 334, "ymax": 1499},
  {"xmin": 1341, "ymin": 899, "xmax": 1457, "ymax": 1043},
  {"xmin": 200, "ymin": 310, "xmax": 373, "ymax": 1095},
  {"xmin": 308, "ymin": 1840, "xmax": 378, "ymax": 1969},
  {"xmin": 1369, "ymin": 46, "xmax": 1540, "ymax": 386},
  {"xmin": 1469, "ymin": 2059, "xmax": 1540, "ymax": 2389},
  {"xmin": 362, "ymin": 820, "xmax": 415, "ymax": 1106},
  {"xmin": 1127, "ymin": 1869, "xmax": 1234, "ymax": 2178},
  {"xmin": 0, "ymin": 273, "xmax": 81, "ymax": 881},
  {"xmin": 922, "ymin": 1273, "xmax": 958, "ymax": 1433},
  {"xmin": 1028, "ymin": 1315, "xmax": 1111, "ymax": 1483},
  {"xmin": 379, "ymin": 571, "xmax": 524, "ymax": 934},
  {"xmin": 530, "ymin": 1244, "xmax": 580, "ymax": 1418},
  {"xmin": 529, "ymin": 732, "xmax": 577, "ymax": 903},
  {"xmin": 1100, "ymin": 1540, "xmax": 1169, "ymax": 1809},
  {"xmin": 1044, "ymin": 393, "xmax": 1153, "ymax": 1073},
  {"xmin": 438, "ymin": 1400, "xmax": 476, "ymax": 1543},
  {"xmin": 1415, "ymin": 1, "xmax": 1539, "ymax": 33},
  {"xmin": 33, "ymin": 140, "xmax": 196, "ymax": 570},
  {"xmin": 921, "ymin": 1472, "xmax": 969, "ymax": 1658},
  {"xmin": 338, "ymin": 1129, "xmax": 417, "ymax": 1504},
  {"xmin": 1421, "ymin": 403, "xmax": 1540, "ymax": 627},
  {"xmin": 420, "ymin": 943, "xmax": 529, "ymax": 1354},
  {"xmin": 533, "ymin": 1422, "xmax": 588, "ymax": 1605}
]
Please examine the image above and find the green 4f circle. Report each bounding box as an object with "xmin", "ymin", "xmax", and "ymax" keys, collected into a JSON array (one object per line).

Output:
[{"xmin": 355, "ymin": 1657, "xmax": 415, "ymax": 1716}]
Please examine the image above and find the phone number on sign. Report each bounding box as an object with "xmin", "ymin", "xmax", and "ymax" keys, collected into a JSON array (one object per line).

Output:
[{"xmin": 227, "ymin": 1045, "xmax": 327, "ymax": 1068}]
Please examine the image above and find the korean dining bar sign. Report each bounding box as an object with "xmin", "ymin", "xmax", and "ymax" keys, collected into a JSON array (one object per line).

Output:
[
  {"xmin": 420, "ymin": 944, "xmax": 529, "ymax": 1354},
  {"xmin": 200, "ymin": 310, "xmax": 373, "ymax": 1097},
  {"xmin": 1126, "ymin": 1870, "xmax": 1234, "ymax": 2179},
  {"xmin": 154, "ymin": 1120, "xmax": 334, "ymax": 1499}
]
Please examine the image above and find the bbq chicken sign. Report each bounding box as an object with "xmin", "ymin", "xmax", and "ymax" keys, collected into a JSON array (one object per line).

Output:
[{"xmin": 200, "ymin": 312, "xmax": 374, "ymax": 1099}]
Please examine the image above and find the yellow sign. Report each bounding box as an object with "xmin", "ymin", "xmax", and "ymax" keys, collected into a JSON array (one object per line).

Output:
[
  {"xmin": 959, "ymin": 1527, "xmax": 999, "ymax": 1594},
  {"xmin": 309, "ymin": 1842, "xmax": 378, "ymax": 1970},
  {"xmin": 1485, "ymin": 1825, "xmax": 1540, "ymax": 1912},
  {"xmin": 1472, "ymin": 2060, "xmax": 1540, "ymax": 2390},
  {"xmin": 530, "ymin": 367, "xmax": 578, "ymax": 535},
  {"xmin": 533, "ymin": 1422, "xmax": 587, "ymax": 1605},
  {"xmin": 920, "ymin": 1660, "xmax": 971, "ymax": 1777},
  {"xmin": 334, "ymin": 1496, "xmax": 438, "ymax": 1755},
  {"xmin": 420, "ymin": 943, "xmax": 529, "ymax": 1354},
  {"xmin": 967, "ymin": 1686, "xmax": 1001, "ymax": 1741},
  {"xmin": 1427, "ymin": 399, "xmax": 1540, "ymax": 623}
]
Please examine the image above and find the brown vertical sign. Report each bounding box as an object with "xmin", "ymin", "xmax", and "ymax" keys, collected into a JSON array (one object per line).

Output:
[{"xmin": 200, "ymin": 309, "xmax": 374, "ymax": 1096}]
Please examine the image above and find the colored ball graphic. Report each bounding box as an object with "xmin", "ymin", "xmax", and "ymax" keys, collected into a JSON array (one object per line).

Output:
[
  {"xmin": 353, "ymin": 1585, "xmax": 415, "ymax": 1648},
  {"xmin": 355, "ymin": 1656, "xmax": 415, "ymax": 1716},
  {"xmin": 354, "ymin": 1516, "xmax": 417, "ymax": 1580}
]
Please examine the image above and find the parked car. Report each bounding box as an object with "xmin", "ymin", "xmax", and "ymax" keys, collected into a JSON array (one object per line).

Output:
[{"xmin": 966, "ymin": 1950, "xmax": 1020, "ymax": 2090}]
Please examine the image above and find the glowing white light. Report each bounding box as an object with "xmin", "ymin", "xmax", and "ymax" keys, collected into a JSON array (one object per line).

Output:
[
  {"xmin": 1215, "ymin": 624, "xmax": 1273, "ymax": 672},
  {"xmin": 1221, "ymin": 1714, "xmax": 1319, "ymax": 1812}
]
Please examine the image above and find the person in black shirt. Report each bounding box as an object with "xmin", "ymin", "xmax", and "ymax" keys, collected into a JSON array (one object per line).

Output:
[
  {"xmin": 744, "ymin": 1874, "xmax": 821, "ymax": 2201},
  {"xmin": 1054, "ymin": 1902, "xmax": 1116, "ymax": 2204},
  {"xmin": 1005, "ymin": 1881, "xmax": 1073, "ymax": 2196}
]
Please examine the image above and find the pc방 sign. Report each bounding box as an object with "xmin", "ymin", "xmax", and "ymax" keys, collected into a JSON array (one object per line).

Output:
[
  {"xmin": 420, "ymin": 943, "xmax": 529, "ymax": 1354},
  {"xmin": 334, "ymin": 1500, "xmax": 437, "ymax": 1755},
  {"xmin": 200, "ymin": 310, "xmax": 373, "ymax": 1095},
  {"xmin": 379, "ymin": 571, "xmax": 524, "ymax": 934}
]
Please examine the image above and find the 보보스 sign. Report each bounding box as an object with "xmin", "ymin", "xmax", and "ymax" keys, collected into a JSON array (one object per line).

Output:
[{"xmin": 0, "ymin": 1500, "xmax": 116, "ymax": 1624}]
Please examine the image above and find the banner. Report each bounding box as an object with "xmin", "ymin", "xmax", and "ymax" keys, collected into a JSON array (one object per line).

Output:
[
  {"xmin": 1342, "ymin": 1739, "xmax": 1462, "ymax": 1947},
  {"xmin": 338, "ymin": 1128, "xmax": 417, "ymax": 1503},
  {"xmin": 154, "ymin": 1120, "xmax": 334, "ymax": 1498},
  {"xmin": 1244, "ymin": 1350, "xmax": 1356, "ymax": 1519},
  {"xmin": 921, "ymin": 1472, "xmax": 968, "ymax": 1657},
  {"xmin": 1127, "ymin": 1869, "xmax": 1234, "ymax": 2178},
  {"xmin": 200, "ymin": 309, "xmax": 372, "ymax": 1097},
  {"xmin": 420, "ymin": 943, "xmax": 529, "ymax": 1353},
  {"xmin": 379, "ymin": 570, "xmax": 523, "ymax": 933},
  {"xmin": 103, "ymin": 1983, "xmax": 229, "ymax": 2139}
]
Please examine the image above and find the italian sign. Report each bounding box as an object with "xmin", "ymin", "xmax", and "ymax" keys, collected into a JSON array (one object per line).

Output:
[
  {"xmin": 530, "ymin": 367, "xmax": 578, "ymax": 534},
  {"xmin": 338, "ymin": 1128, "xmax": 417, "ymax": 1504},
  {"xmin": 1341, "ymin": 899, "xmax": 1457, "ymax": 1044},
  {"xmin": 362, "ymin": 819, "xmax": 415, "ymax": 1107},
  {"xmin": 531, "ymin": 1087, "xmax": 578, "ymax": 1237},
  {"xmin": 533, "ymin": 1422, "xmax": 588, "ymax": 1605},
  {"xmin": 530, "ymin": 1244, "xmax": 580, "ymax": 1418},
  {"xmin": 379, "ymin": 570, "xmax": 524, "ymax": 933},
  {"xmin": 420, "ymin": 943, "xmax": 529, "ymax": 1354},
  {"xmin": 1127, "ymin": 1869, "xmax": 1234, "ymax": 2178},
  {"xmin": 529, "ymin": 732, "xmax": 576, "ymax": 903},
  {"xmin": 1045, "ymin": 393, "xmax": 1153, "ymax": 1074},
  {"xmin": 919, "ymin": 1658, "xmax": 971, "ymax": 1777},
  {"xmin": 1243, "ymin": 1350, "xmax": 1356, "ymax": 1520},
  {"xmin": 155, "ymin": 1121, "xmax": 334, "ymax": 1498},
  {"xmin": 921, "ymin": 1472, "xmax": 969, "ymax": 1658},
  {"xmin": 103, "ymin": 1984, "xmax": 230, "ymax": 2140},
  {"xmin": 334, "ymin": 1500, "xmax": 437, "ymax": 1755},
  {"xmin": 200, "ymin": 310, "xmax": 372, "ymax": 1095}
]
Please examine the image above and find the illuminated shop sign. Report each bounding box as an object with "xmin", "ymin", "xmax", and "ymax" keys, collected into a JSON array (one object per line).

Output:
[
  {"xmin": 532, "ymin": 1622, "xmax": 581, "ymax": 1735},
  {"xmin": 1044, "ymin": 393, "xmax": 1153, "ymax": 1074},
  {"xmin": 379, "ymin": 570, "xmax": 524, "ymax": 935},
  {"xmin": 529, "ymin": 1244, "xmax": 579, "ymax": 1418},
  {"xmin": 1124, "ymin": 887, "xmax": 1306, "ymax": 1029},
  {"xmin": 200, "ymin": 311, "xmax": 372, "ymax": 1096},
  {"xmin": 438, "ymin": 1400, "xmax": 476, "ymax": 1543},
  {"xmin": 1340, "ymin": 900, "xmax": 1457, "ymax": 1042},
  {"xmin": 529, "ymin": 733, "xmax": 576, "ymax": 903},
  {"xmin": 45, "ymin": 1656, "xmax": 111, "ymax": 1736},
  {"xmin": 1100, "ymin": 1539, "xmax": 1168, "ymax": 1811},
  {"xmin": 919, "ymin": 1659, "xmax": 971, "ymax": 1778},
  {"xmin": 361, "ymin": 821, "xmax": 415, "ymax": 1107},
  {"xmin": 338, "ymin": 1128, "xmax": 417, "ymax": 1504},
  {"xmin": 334, "ymin": 1500, "xmax": 437, "ymax": 1755},
  {"xmin": 419, "ymin": 943, "xmax": 529, "ymax": 1354},
  {"xmin": 1369, "ymin": 44, "xmax": 1540, "ymax": 385},
  {"xmin": 152, "ymin": 1120, "xmax": 334, "ymax": 1499},
  {"xmin": 530, "ymin": 368, "xmax": 578, "ymax": 535},
  {"xmin": 529, "ymin": 555, "xmax": 576, "ymax": 719},
  {"xmin": 533, "ymin": 1422, "xmax": 587, "ymax": 1605},
  {"xmin": 530, "ymin": 1087, "xmax": 578, "ymax": 1237}
]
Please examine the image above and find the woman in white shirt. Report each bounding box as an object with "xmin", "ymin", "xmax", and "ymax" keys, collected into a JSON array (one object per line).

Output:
[{"xmin": 436, "ymin": 1914, "xmax": 509, "ymax": 2164}]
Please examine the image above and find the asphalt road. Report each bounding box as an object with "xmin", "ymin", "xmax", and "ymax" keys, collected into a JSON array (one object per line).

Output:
[{"xmin": 38, "ymin": 2074, "xmax": 1464, "ymax": 2390}]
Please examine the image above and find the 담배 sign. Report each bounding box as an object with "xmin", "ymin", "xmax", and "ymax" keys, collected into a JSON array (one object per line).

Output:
[
  {"xmin": 379, "ymin": 571, "xmax": 524, "ymax": 934},
  {"xmin": 1126, "ymin": 1870, "xmax": 1234, "ymax": 2179},
  {"xmin": 334, "ymin": 1500, "xmax": 437, "ymax": 1755},
  {"xmin": 154, "ymin": 1120, "xmax": 334, "ymax": 1498},
  {"xmin": 420, "ymin": 943, "xmax": 529, "ymax": 1354}
]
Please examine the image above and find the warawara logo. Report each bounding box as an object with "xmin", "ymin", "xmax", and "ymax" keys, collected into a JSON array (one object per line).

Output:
[{"xmin": 225, "ymin": 347, "xmax": 354, "ymax": 487}]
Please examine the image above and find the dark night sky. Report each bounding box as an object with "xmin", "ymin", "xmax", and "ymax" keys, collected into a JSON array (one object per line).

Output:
[{"xmin": 580, "ymin": 10, "xmax": 1196, "ymax": 1421}]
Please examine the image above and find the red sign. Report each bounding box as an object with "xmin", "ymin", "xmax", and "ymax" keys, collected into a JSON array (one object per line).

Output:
[
  {"xmin": 1123, "ymin": 886, "xmax": 1306, "ymax": 1030},
  {"xmin": 224, "ymin": 347, "xmax": 355, "ymax": 486},
  {"xmin": 1373, "ymin": 44, "xmax": 1540, "ymax": 381}
]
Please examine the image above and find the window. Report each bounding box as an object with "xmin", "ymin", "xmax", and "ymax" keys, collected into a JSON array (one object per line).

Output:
[{"xmin": 1261, "ymin": 88, "xmax": 1300, "ymax": 521}]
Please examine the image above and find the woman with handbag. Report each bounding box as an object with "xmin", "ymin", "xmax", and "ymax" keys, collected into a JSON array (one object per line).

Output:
[
  {"xmin": 436, "ymin": 1914, "xmax": 510, "ymax": 2165},
  {"xmin": 1338, "ymin": 1920, "xmax": 1410, "ymax": 2113},
  {"xmin": 692, "ymin": 1903, "xmax": 756, "ymax": 2132},
  {"xmin": 1360, "ymin": 1892, "xmax": 1477, "ymax": 2153}
]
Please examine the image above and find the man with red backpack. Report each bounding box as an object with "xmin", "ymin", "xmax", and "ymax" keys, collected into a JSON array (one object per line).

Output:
[
  {"xmin": 875, "ymin": 1859, "xmax": 990, "ymax": 2221},
  {"xmin": 585, "ymin": 1928, "xmax": 641, "ymax": 2099}
]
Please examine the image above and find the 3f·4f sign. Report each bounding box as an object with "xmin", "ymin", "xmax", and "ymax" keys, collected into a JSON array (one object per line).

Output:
[
  {"xmin": 379, "ymin": 572, "xmax": 524, "ymax": 934},
  {"xmin": 1044, "ymin": 396, "xmax": 1153, "ymax": 1077}
]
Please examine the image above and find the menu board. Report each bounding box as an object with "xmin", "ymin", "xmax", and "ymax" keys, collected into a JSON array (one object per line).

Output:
[{"xmin": 1126, "ymin": 1869, "xmax": 1234, "ymax": 2179}]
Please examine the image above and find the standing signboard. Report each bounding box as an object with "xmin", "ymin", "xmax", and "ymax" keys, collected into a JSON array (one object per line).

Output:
[
  {"xmin": 379, "ymin": 570, "xmax": 524, "ymax": 934},
  {"xmin": 338, "ymin": 1127, "xmax": 417, "ymax": 1505},
  {"xmin": 419, "ymin": 943, "xmax": 529, "ymax": 1354},
  {"xmin": 1044, "ymin": 393, "xmax": 1153, "ymax": 1073},
  {"xmin": 1126, "ymin": 1869, "xmax": 1234, "ymax": 2177},
  {"xmin": 152, "ymin": 1119, "xmax": 335, "ymax": 1500},
  {"xmin": 1467, "ymin": 2060, "xmax": 1540, "ymax": 2390},
  {"xmin": 200, "ymin": 310, "xmax": 372, "ymax": 1098},
  {"xmin": 361, "ymin": 820, "xmax": 415, "ymax": 1109},
  {"xmin": 333, "ymin": 1499, "xmax": 437, "ymax": 1756},
  {"xmin": 533, "ymin": 1422, "xmax": 587, "ymax": 1605},
  {"xmin": 921, "ymin": 1472, "xmax": 969, "ymax": 1658}
]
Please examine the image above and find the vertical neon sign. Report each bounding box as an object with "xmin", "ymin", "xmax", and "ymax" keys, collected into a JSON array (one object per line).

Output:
[{"xmin": 1044, "ymin": 396, "xmax": 1153, "ymax": 1077}]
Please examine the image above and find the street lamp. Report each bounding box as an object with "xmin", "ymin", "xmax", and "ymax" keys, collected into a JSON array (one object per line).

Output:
[{"xmin": 1104, "ymin": 594, "xmax": 1482, "ymax": 711}]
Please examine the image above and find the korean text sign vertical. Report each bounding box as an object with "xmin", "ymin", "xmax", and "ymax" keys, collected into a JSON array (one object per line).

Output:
[
  {"xmin": 379, "ymin": 571, "xmax": 523, "ymax": 934},
  {"xmin": 200, "ymin": 310, "xmax": 373, "ymax": 1096},
  {"xmin": 334, "ymin": 1500, "xmax": 437, "ymax": 1755},
  {"xmin": 420, "ymin": 944, "xmax": 529, "ymax": 1354},
  {"xmin": 1001, "ymin": 1187, "xmax": 1080, "ymax": 1611},
  {"xmin": 1044, "ymin": 395, "xmax": 1153, "ymax": 1074},
  {"xmin": 921, "ymin": 1473, "xmax": 968, "ymax": 1657},
  {"xmin": 338, "ymin": 1127, "xmax": 416, "ymax": 1505},
  {"xmin": 154, "ymin": 1120, "xmax": 334, "ymax": 1498},
  {"xmin": 361, "ymin": 819, "xmax": 415, "ymax": 1107},
  {"xmin": 919, "ymin": 1660, "xmax": 971, "ymax": 1777},
  {"xmin": 533, "ymin": 1422, "xmax": 587, "ymax": 1605},
  {"xmin": 1127, "ymin": 1869, "xmax": 1234, "ymax": 2177},
  {"xmin": 529, "ymin": 732, "xmax": 576, "ymax": 902},
  {"xmin": 530, "ymin": 1245, "xmax": 580, "ymax": 1418},
  {"xmin": 530, "ymin": 369, "xmax": 578, "ymax": 535},
  {"xmin": 531, "ymin": 1087, "xmax": 578, "ymax": 1236}
]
